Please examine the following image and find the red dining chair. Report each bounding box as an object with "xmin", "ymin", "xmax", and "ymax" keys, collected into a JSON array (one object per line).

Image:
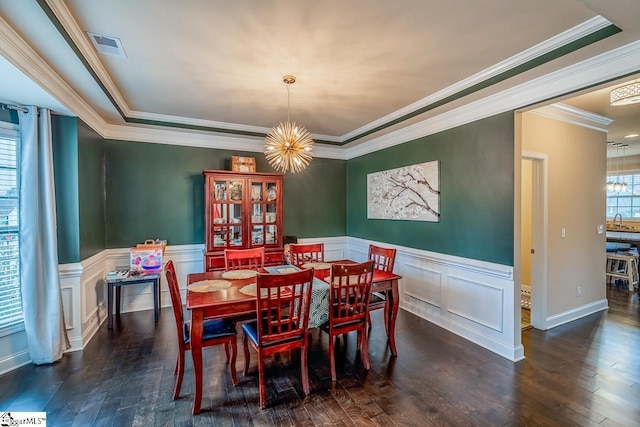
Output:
[
  {"xmin": 321, "ymin": 260, "xmax": 374, "ymax": 382},
  {"xmin": 289, "ymin": 243, "xmax": 325, "ymax": 268},
  {"xmin": 165, "ymin": 261, "xmax": 238, "ymax": 400},
  {"xmin": 242, "ymin": 268, "xmax": 314, "ymax": 408},
  {"xmin": 224, "ymin": 247, "xmax": 265, "ymax": 270},
  {"xmin": 367, "ymin": 244, "xmax": 397, "ymax": 330}
]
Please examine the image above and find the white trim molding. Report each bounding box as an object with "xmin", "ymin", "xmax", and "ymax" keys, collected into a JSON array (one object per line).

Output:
[
  {"xmin": 545, "ymin": 299, "xmax": 609, "ymax": 330},
  {"xmin": 530, "ymin": 103, "xmax": 612, "ymax": 133},
  {"xmin": 345, "ymin": 40, "xmax": 640, "ymax": 159}
]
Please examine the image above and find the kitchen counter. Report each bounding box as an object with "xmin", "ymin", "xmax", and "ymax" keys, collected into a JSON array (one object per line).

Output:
[{"xmin": 606, "ymin": 230, "xmax": 640, "ymax": 241}]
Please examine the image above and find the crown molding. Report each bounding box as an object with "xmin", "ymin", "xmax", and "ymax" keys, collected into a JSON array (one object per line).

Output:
[
  {"xmin": 529, "ymin": 103, "xmax": 612, "ymax": 132},
  {"xmin": 0, "ymin": 13, "xmax": 109, "ymax": 135},
  {"xmin": 125, "ymin": 109, "xmax": 342, "ymax": 144},
  {"xmin": 40, "ymin": 2, "xmax": 615, "ymax": 145},
  {"xmin": 103, "ymin": 123, "xmax": 347, "ymax": 160},
  {"xmin": 341, "ymin": 16, "xmax": 613, "ymax": 143},
  {"xmin": 45, "ymin": 0, "xmax": 131, "ymax": 116},
  {"xmin": 345, "ymin": 39, "xmax": 640, "ymax": 160}
]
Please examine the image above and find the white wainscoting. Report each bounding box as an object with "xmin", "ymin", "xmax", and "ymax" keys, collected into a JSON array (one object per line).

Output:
[
  {"xmin": 4, "ymin": 236, "xmax": 612, "ymax": 374},
  {"xmin": 345, "ymin": 237, "xmax": 523, "ymax": 361}
]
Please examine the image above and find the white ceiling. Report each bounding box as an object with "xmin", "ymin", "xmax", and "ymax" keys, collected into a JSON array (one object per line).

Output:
[{"xmin": 1, "ymin": 0, "xmax": 640, "ymax": 152}]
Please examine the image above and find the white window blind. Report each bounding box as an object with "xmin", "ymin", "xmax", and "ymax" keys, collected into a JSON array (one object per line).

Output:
[{"xmin": 0, "ymin": 125, "xmax": 21, "ymax": 329}]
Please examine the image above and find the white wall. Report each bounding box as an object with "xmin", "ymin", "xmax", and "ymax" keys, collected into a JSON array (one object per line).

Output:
[{"xmin": 521, "ymin": 112, "xmax": 607, "ymax": 322}]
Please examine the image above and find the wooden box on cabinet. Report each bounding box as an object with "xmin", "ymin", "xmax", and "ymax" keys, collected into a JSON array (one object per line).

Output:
[{"xmin": 203, "ymin": 170, "xmax": 285, "ymax": 271}]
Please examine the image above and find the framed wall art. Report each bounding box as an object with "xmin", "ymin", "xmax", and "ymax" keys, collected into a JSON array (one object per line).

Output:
[{"xmin": 367, "ymin": 161, "xmax": 440, "ymax": 221}]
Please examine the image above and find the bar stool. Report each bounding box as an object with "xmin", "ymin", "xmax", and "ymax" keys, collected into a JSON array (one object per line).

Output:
[{"xmin": 605, "ymin": 252, "xmax": 639, "ymax": 291}]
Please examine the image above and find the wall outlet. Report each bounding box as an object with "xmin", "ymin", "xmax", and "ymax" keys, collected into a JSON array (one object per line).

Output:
[
  {"xmin": 576, "ymin": 286, "xmax": 582, "ymax": 297},
  {"xmin": 561, "ymin": 228, "xmax": 566, "ymax": 239},
  {"xmin": 597, "ymin": 224, "xmax": 604, "ymax": 234}
]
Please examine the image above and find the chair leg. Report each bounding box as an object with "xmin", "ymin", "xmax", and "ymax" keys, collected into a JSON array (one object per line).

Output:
[
  {"xmin": 243, "ymin": 333, "xmax": 251, "ymax": 376},
  {"xmin": 229, "ymin": 338, "xmax": 238, "ymax": 386},
  {"xmin": 173, "ymin": 350, "xmax": 185, "ymax": 400},
  {"xmin": 329, "ymin": 335, "xmax": 337, "ymax": 382},
  {"xmin": 360, "ymin": 327, "xmax": 370, "ymax": 370},
  {"xmin": 300, "ymin": 342, "xmax": 310, "ymax": 395},
  {"xmin": 258, "ymin": 356, "xmax": 267, "ymax": 409},
  {"xmin": 367, "ymin": 312, "xmax": 372, "ymax": 330},
  {"xmin": 224, "ymin": 341, "xmax": 230, "ymax": 362}
]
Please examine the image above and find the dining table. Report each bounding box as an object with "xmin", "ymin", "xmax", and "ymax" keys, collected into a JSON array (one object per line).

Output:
[{"xmin": 185, "ymin": 260, "xmax": 401, "ymax": 414}]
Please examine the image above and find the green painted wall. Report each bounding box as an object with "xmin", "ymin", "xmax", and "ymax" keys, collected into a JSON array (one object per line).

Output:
[
  {"xmin": 283, "ymin": 157, "xmax": 346, "ymax": 238},
  {"xmin": 347, "ymin": 112, "xmax": 515, "ymax": 266},
  {"xmin": 104, "ymin": 140, "xmax": 345, "ymax": 248},
  {"xmin": 51, "ymin": 114, "xmax": 80, "ymax": 263},
  {"xmin": 78, "ymin": 120, "xmax": 106, "ymax": 260}
]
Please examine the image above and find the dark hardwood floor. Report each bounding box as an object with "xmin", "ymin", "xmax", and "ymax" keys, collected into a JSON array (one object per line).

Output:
[{"xmin": 1, "ymin": 286, "xmax": 639, "ymax": 426}]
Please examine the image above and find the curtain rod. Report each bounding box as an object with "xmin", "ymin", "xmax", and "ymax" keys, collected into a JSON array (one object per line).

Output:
[{"xmin": 1, "ymin": 103, "xmax": 28, "ymax": 113}]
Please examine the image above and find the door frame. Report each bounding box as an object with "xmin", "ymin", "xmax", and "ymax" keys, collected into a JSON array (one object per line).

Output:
[{"xmin": 522, "ymin": 151, "xmax": 548, "ymax": 329}]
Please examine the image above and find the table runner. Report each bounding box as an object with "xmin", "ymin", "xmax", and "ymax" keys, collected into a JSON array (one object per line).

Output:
[{"xmin": 264, "ymin": 265, "xmax": 330, "ymax": 328}]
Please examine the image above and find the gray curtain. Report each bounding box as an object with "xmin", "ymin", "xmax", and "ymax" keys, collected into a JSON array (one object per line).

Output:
[{"xmin": 18, "ymin": 106, "xmax": 69, "ymax": 364}]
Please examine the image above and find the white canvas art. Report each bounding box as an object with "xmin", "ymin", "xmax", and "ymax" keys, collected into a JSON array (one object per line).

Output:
[{"xmin": 367, "ymin": 161, "xmax": 440, "ymax": 221}]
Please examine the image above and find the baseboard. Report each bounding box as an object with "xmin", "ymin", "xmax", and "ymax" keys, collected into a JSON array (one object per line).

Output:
[
  {"xmin": 0, "ymin": 350, "xmax": 31, "ymax": 376},
  {"xmin": 545, "ymin": 298, "xmax": 609, "ymax": 330},
  {"xmin": 402, "ymin": 301, "xmax": 524, "ymax": 362}
]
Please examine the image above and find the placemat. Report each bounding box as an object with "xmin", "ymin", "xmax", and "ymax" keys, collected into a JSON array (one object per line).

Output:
[
  {"xmin": 222, "ymin": 269, "xmax": 258, "ymax": 280},
  {"xmin": 187, "ymin": 279, "xmax": 232, "ymax": 293},
  {"xmin": 301, "ymin": 262, "xmax": 332, "ymax": 270},
  {"xmin": 239, "ymin": 283, "xmax": 263, "ymax": 297}
]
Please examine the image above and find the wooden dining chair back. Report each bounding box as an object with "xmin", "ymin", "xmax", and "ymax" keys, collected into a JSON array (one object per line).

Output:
[
  {"xmin": 367, "ymin": 244, "xmax": 397, "ymax": 329},
  {"xmin": 369, "ymin": 244, "xmax": 397, "ymax": 273},
  {"xmin": 224, "ymin": 247, "xmax": 265, "ymax": 270},
  {"xmin": 241, "ymin": 268, "xmax": 314, "ymax": 408},
  {"xmin": 289, "ymin": 243, "xmax": 325, "ymax": 268},
  {"xmin": 165, "ymin": 260, "xmax": 238, "ymax": 400},
  {"xmin": 321, "ymin": 260, "xmax": 374, "ymax": 382}
]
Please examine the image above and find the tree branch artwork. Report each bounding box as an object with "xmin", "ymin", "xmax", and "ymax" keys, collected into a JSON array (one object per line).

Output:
[{"xmin": 367, "ymin": 161, "xmax": 440, "ymax": 221}]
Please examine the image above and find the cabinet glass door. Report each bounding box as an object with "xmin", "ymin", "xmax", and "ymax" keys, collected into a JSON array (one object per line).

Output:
[
  {"xmin": 212, "ymin": 179, "xmax": 244, "ymax": 247},
  {"xmin": 250, "ymin": 179, "xmax": 279, "ymax": 247}
]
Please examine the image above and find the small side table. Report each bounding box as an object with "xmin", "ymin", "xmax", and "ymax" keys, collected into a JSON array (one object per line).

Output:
[{"xmin": 106, "ymin": 271, "xmax": 162, "ymax": 329}]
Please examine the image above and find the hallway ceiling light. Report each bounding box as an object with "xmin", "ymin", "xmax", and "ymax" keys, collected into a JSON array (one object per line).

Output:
[{"xmin": 610, "ymin": 82, "xmax": 640, "ymax": 106}]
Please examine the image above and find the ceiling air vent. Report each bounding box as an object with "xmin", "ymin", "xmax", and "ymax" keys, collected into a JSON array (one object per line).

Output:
[{"xmin": 86, "ymin": 32, "xmax": 126, "ymax": 58}]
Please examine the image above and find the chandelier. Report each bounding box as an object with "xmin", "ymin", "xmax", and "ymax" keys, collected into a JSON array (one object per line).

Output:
[
  {"xmin": 610, "ymin": 82, "xmax": 640, "ymax": 106},
  {"xmin": 607, "ymin": 142, "xmax": 628, "ymax": 192},
  {"xmin": 264, "ymin": 75, "xmax": 313, "ymax": 173}
]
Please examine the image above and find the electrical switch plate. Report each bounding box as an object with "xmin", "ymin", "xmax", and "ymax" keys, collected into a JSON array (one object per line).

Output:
[
  {"xmin": 561, "ymin": 228, "xmax": 566, "ymax": 239},
  {"xmin": 597, "ymin": 224, "xmax": 604, "ymax": 234}
]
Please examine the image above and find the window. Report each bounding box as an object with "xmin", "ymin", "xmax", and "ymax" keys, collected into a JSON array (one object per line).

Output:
[
  {"xmin": 606, "ymin": 173, "xmax": 640, "ymax": 218},
  {"xmin": 0, "ymin": 122, "xmax": 21, "ymax": 329}
]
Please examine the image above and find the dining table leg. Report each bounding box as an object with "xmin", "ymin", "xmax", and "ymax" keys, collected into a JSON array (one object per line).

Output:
[
  {"xmin": 386, "ymin": 279, "xmax": 399, "ymax": 356},
  {"xmin": 153, "ymin": 277, "xmax": 160, "ymax": 322},
  {"xmin": 107, "ymin": 282, "xmax": 114, "ymax": 329},
  {"xmin": 191, "ymin": 309, "xmax": 204, "ymax": 414}
]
